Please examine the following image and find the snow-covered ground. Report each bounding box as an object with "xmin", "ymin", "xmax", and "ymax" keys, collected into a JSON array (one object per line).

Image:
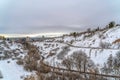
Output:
[
  {"xmin": 0, "ymin": 26, "xmax": 120, "ymax": 80},
  {"xmin": 33, "ymin": 26, "xmax": 120, "ymax": 68},
  {"xmin": 0, "ymin": 41, "xmax": 32, "ymax": 80},
  {"xmin": 0, "ymin": 59, "xmax": 31, "ymax": 80}
]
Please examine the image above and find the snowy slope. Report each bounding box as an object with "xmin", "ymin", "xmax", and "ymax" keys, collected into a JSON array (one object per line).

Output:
[
  {"xmin": 1, "ymin": 26, "xmax": 120, "ymax": 80},
  {"xmin": 0, "ymin": 59, "xmax": 31, "ymax": 80},
  {"xmin": 0, "ymin": 41, "xmax": 32, "ymax": 80},
  {"xmin": 33, "ymin": 26, "xmax": 120, "ymax": 68}
]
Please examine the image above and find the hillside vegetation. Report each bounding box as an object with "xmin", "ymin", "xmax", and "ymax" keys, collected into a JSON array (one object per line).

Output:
[{"xmin": 0, "ymin": 22, "xmax": 120, "ymax": 80}]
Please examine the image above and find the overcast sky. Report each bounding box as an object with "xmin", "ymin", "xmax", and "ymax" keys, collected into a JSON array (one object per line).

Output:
[{"xmin": 0, "ymin": 0, "xmax": 120, "ymax": 34}]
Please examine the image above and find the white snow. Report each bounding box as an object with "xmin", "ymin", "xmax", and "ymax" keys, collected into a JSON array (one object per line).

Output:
[
  {"xmin": 32, "ymin": 26, "xmax": 120, "ymax": 68},
  {"xmin": 0, "ymin": 59, "xmax": 31, "ymax": 80},
  {"xmin": 1, "ymin": 26, "xmax": 120, "ymax": 80}
]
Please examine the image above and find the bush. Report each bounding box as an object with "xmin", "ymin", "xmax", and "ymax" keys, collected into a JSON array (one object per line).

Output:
[
  {"xmin": 57, "ymin": 46, "xmax": 70, "ymax": 59},
  {"xmin": 0, "ymin": 71, "xmax": 3, "ymax": 79},
  {"xmin": 62, "ymin": 57, "xmax": 73, "ymax": 70},
  {"xmin": 47, "ymin": 52, "xmax": 55, "ymax": 58},
  {"xmin": 102, "ymin": 51, "xmax": 120, "ymax": 75},
  {"xmin": 99, "ymin": 41, "xmax": 111, "ymax": 48},
  {"xmin": 24, "ymin": 75, "xmax": 35, "ymax": 80},
  {"xmin": 108, "ymin": 21, "xmax": 115, "ymax": 28},
  {"xmin": 24, "ymin": 56, "xmax": 38, "ymax": 71},
  {"xmin": 37, "ymin": 64, "xmax": 51, "ymax": 73},
  {"xmin": 7, "ymin": 61, "xmax": 10, "ymax": 63},
  {"xmin": 16, "ymin": 59, "xmax": 24, "ymax": 65},
  {"xmin": 22, "ymin": 42, "xmax": 42, "ymax": 72},
  {"xmin": 113, "ymin": 51, "xmax": 120, "ymax": 69},
  {"xmin": 62, "ymin": 50, "xmax": 96, "ymax": 72}
]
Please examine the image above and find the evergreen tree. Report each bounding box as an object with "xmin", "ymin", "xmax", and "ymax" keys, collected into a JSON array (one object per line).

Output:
[
  {"xmin": 102, "ymin": 63, "xmax": 109, "ymax": 74},
  {"xmin": 113, "ymin": 51, "xmax": 120, "ymax": 69},
  {"xmin": 112, "ymin": 51, "xmax": 120, "ymax": 74},
  {"xmin": 73, "ymin": 32, "xmax": 77, "ymax": 38},
  {"xmin": 108, "ymin": 21, "xmax": 115, "ymax": 28},
  {"xmin": 107, "ymin": 54, "xmax": 113, "ymax": 72}
]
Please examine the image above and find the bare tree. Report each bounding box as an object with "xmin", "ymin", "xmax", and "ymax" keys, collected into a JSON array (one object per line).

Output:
[{"xmin": 62, "ymin": 57, "xmax": 74, "ymax": 70}]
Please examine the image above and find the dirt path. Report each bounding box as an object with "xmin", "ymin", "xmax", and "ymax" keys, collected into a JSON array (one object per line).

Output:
[
  {"xmin": 41, "ymin": 60, "xmax": 120, "ymax": 79},
  {"xmin": 66, "ymin": 43, "xmax": 120, "ymax": 50}
]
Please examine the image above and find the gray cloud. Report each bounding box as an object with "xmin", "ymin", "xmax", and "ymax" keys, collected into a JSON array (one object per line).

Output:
[{"xmin": 0, "ymin": 0, "xmax": 120, "ymax": 34}]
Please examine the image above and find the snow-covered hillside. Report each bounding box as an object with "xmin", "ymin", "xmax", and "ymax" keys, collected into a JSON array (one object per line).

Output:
[
  {"xmin": 33, "ymin": 26, "xmax": 120, "ymax": 67},
  {"xmin": 0, "ymin": 25, "xmax": 120, "ymax": 80},
  {"xmin": 0, "ymin": 59, "xmax": 31, "ymax": 80},
  {"xmin": 0, "ymin": 40, "xmax": 33, "ymax": 80}
]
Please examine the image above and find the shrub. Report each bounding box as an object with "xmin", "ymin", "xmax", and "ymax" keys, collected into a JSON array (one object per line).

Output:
[
  {"xmin": 70, "ymin": 50, "xmax": 95, "ymax": 72},
  {"xmin": 57, "ymin": 46, "xmax": 70, "ymax": 59},
  {"xmin": 23, "ymin": 43, "xmax": 41, "ymax": 71},
  {"xmin": 62, "ymin": 57, "xmax": 73, "ymax": 70},
  {"xmin": 0, "ymin": 71, "xmax": 3, "ymax": 79},
  {"xmin": 37, "ymin": 64, "xmax": 51, "ymax": 73},
  {"xmin": 7, "ymin": 61, "xmax": 10, "ymax": 63},
  {"xmin": 24, "ymin": 56, "xmax": 38, "ymax": 71},
  {"xmin": 47, "ymin": 52, "xmax": 55, "ymax": 58},
  {"xmin": 24, "ymin": 75, "xmax": 35, "ymax": 80},
  {"xmin": 99, "ymin": 41, "xmax": 111, "ymax": 48},
  {"xmin": 113, "ymin": 51, "xmax": 120, "ymax": 69},
  {"xmin": 16, "ymin": 59, "xmax": 24, "ymax": 65},
  {"xmin": 108, "ymin": 21, "xmax": 115, "ymax": 28}
]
